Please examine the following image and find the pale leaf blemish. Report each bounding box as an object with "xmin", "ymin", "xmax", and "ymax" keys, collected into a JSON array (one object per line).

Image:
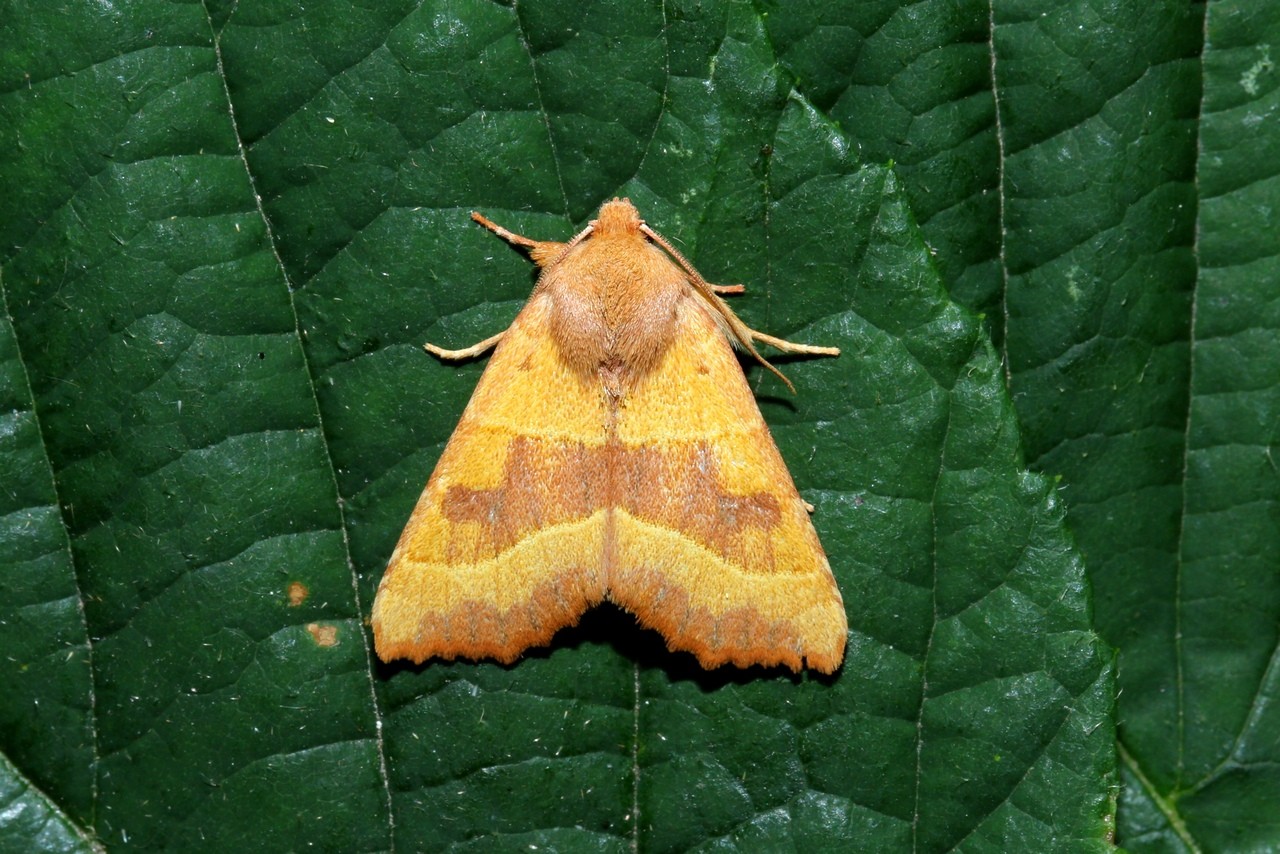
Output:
[
  {"xmin": 287, "ymin": 581, "xmax": 309, "ymax": 607},
  {"xmin": 307, "ymin": 623, "xmax": 339, "ymax": 647},
  {"xmin": 1241, "ymin": 45, "xmax": 1273, "ymax": 96},
  {"xmin": 1066, "ymin": 265, "xmax": 1083, "ymax": 302}
]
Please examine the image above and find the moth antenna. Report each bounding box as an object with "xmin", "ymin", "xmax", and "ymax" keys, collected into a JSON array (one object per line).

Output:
[
  {"xmin": 425, "ymin": 330, "xmax": 506, "ymax": 361},
  {"xmin": 641, "ymin": 223, "xmax": 838, "ymax": 393},
  {"xmin": 561, "ymin": 218, "xmax": 598, "ymax": 254},
  {"xmin": 748, "ymin": 330, "xmax": 840, "ymax": 358}
]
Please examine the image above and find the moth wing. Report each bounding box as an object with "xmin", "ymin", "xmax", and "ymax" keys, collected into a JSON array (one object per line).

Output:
[
  {"xmin": 372, "ymin": 294, "xmax": 609, "ymax": 664},
  {"xmin": 608, "ymin": 297, "xmax": 847, "ymax": 673}
]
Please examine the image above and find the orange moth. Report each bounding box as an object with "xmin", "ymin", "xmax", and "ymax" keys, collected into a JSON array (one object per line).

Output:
[{"xmin": 371, "ymin": 198, "xmax": 847, "ymax": 673}]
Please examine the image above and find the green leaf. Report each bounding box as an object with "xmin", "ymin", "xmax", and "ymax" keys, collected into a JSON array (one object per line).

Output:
[
  {"xmin": 762, "ymin": 0, "xmax": 1005, "ymax": 343},
  {"xmin": 1, "ymin": 1, "xmax": 1114, "ymax": 851},
  {"xmin": 1120, "ymin": 4, "xmax": 1280, "ymax": 850},
  {"xmin": 770, "ymin": 1, "xmax": 1280, "ymax": 850},
  {"xmin": 0, "ymin": 291, "xmax": 93, "ymax": 824},
  {"xmin": 0, "ymin": 752, "xmax": 96, "ymax": 854}
]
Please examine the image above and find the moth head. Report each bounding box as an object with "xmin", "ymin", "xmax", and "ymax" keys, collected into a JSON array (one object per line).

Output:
[{"xmin": 593, "ymin": 197, "xmax": 643, "ymax": 236}]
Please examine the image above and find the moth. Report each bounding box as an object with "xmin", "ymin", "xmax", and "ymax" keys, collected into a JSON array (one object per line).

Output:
[{"xmin": 371, "ymin": 198, "xmax": 846, "ymax": 673}]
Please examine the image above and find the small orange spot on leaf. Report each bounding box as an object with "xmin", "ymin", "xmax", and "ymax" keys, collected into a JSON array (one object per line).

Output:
[
  {"xmin": 306, "ymin": 623, "xmax": 338, "ymax": 647},
  {"xmin": 287, "ymin": 581, "xmax": 309, "ymax": 606}
]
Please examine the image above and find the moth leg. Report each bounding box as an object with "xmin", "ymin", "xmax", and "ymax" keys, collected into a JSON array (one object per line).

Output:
[
  {"xmin": 427, "ymin": 210, "xmax": 565, "ymax": 360},
  {"xmin": 735, "ymin": 327, "xmax": 839, "ymax": 394},
  {"xmin": 747, "ymin": 328, "xmax": 840, "ymax": 358},
  {"xmin": 471, "ymin": 212, "xmax": 567, "ymax": 268},
  {"xmin": 640, "ymin": 219, "xmax": 838, "ymax": 391},
  {"xmin": 711, "ymin": 283, "xmax": 745, "ymax": 295},
  {"xmin": 425, "ymin": 330, "xmax": 506, "ymax": 361}
]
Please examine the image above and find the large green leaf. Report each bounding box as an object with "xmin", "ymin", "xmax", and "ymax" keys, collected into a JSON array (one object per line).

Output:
[
  {"xmin": 770, "ymin": 1, "xmax": 1280, "ymax": 850},
  {"xmin": 1, "ymin": 1, "xmax": 1123, "ymax": 850}
]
